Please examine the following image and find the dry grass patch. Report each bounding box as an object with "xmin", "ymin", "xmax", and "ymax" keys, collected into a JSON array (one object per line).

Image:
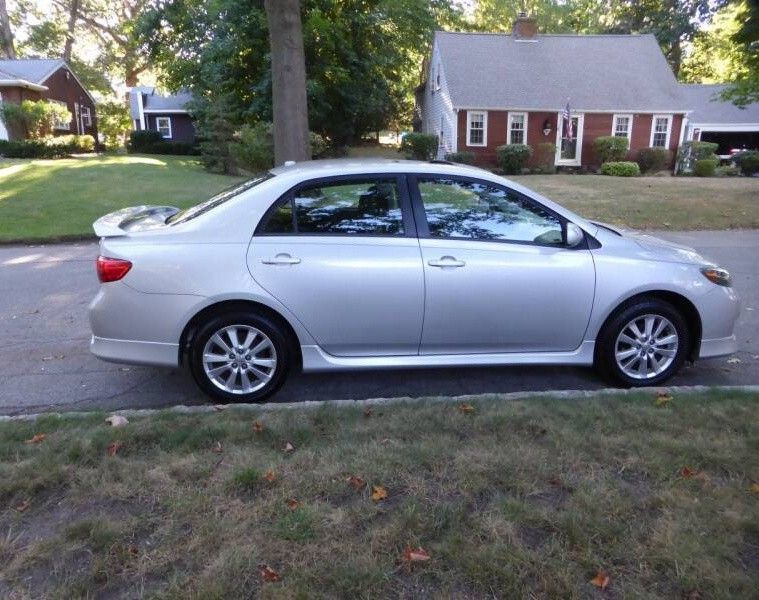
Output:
[{"xmin": 1, "ymin": 391, "xmax": 758, "ymax": 598}]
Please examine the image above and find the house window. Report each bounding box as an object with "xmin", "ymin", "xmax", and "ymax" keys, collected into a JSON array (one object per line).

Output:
[
  {"xmin": 507, "ymin": 112, "xmax": 527, "ymax": 145},
  {"xmin": 80, "ymin": 105, "xmax": 92, "ymax": 128},
  {"xmin": 466, "ymin": 111, "xmax": 487, "ymax": 147},
  {"xmin": 650, "ymin": 115, "xmax": 672, "ymax": 148},
  {"xmin": 50, "ymin": 99, "xmax": 70, "ymax": 130},
  {"xmin": 156, "ymin": 116, "xmax": 172, "ymax": 139},
  {"xmin": 612, "ymin": 114, "xmax": 632, "ymax": 141},
  {"xmin": 692, "ymin": 128, "xmax": 701, "ymax": 141}
]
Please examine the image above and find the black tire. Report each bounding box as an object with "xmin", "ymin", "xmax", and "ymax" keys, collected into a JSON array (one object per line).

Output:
[
  {"xmin": 189, "ymin": 310, "xmax": 291, "ymax": 403},
  {"xmin": 594, "ymin": 297, "xmax": 690, "ymax": 387}
]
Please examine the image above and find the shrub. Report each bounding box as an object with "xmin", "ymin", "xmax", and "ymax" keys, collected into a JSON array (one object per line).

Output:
[
  {"xmin": 676, "ymin": 141, "xmax": 719, "ymax": 173},
  {"xmin": 533, "ymin": 142, "xmax": 556, "ymax": 173},
  {"xmin": 637, "ymin": 147, "xmax": 672, "ymax": 173},
  {"xmin": 128, "ymin": 130, "xmax": 164, "ymax": 152},
  {"xmin": 495, "ymin": 143, "xmax": 532, "ymax": 174},
  {"xmin": 0, "ymin": 136, "xmax": 95, "ymax": 158},
  {"xmin": 600, "ymin": 161, "xmax": 640, "ymax": 177},
  {"xmin": 733, "ymin": 150, "xmax": 759, "ymax": 176},
  {"xmin": 715, "ymin": 164, "xmax": 740, "ymax": 177},
  {"xmin": 400, "ymin": 132, "xmax": 438, "ymax": 160},
  {"xmin": 98, "ymin": 101, "xmax": 131, "ymax": 149},
  {"xmin": 693, "ymin": 158, "xmax": 718, "ymax": 177},
  {"xmin": 128, "ymin": 130, "xmax": 198, "ymax": 155},
  {"xmin": 230, "ymin": 123, "xmax": 331, "ymax": 172},
  {"xmin": 309, "ymin": 131, "xmax": 329, "ymax": 158},
  {"xmin": 593, "ymin": 136, "xmax": 629, "ymax": 164},
  {"xmin": 444, "ymin": 151, "xmax": 475, "ymax": 164},
  {"xmin": 0, "ymin": 99, "xmax": 71, "ymax": 139},
  {"xmin": 49, "ymin": 134, "xmax": 96, "ymax": 153}
]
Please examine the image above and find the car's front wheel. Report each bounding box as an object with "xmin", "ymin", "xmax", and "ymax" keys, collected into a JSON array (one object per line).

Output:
[
  {"xmin": 189, "ymin": 311, "xmax": 291, "ymax": 403},
  {"xmin": 595, "ymin": 298, "xmax": 690, "ymax": 387}
]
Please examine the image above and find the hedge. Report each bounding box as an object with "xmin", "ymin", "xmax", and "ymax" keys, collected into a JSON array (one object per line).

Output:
[
  {"xmin": 593, "ymin": 136, "xmax": 629, "ymax": 164},
  {"xmin": 693, "ymin": 158, "xmax": 718, "ymax": 177},
  {"xmin": 128, "ymin": 130, "xmax": 199, "ymax": 155},
  {"xmin": 600, "ymin": 161, "xmax": 640, "ymax": 177},
  {"xmin": 444, "ymin": 151, "xmax": 475, "ymax": 164},
  {"xmin": 400, "ymin": 132, "xmax": 438, "ymax": 161},
  {"xmin": 0, "ymin": 134, "xmax": 96, "ymax": 158},
  {"xmin": 676, "ymin": 141, "xmax": 719, "ymax": 173},
  {"xmin": 495, "ymin": 143, "xmax": 532, "ymax": 174},
  {"xmin": 733, "ymin": 150, "xmax": 759, "ymax": 176},
  {"xmin": 637, "ymin": 147, "xmax": 672, "ymax": 173}
]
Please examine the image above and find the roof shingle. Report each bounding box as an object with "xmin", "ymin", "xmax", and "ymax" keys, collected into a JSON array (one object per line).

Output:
[{"xmin": 679, "ymin": 84, "xmax": 759, "ymax": 124}]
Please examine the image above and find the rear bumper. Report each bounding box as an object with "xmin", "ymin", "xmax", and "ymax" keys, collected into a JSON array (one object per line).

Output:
[
  {"xmin": 90, "ymin": 335, "xmax": 179, "ymax": 367},
  {"xmin": 698, "ymin": 335, "xmax": 738, "ymax": 359}
]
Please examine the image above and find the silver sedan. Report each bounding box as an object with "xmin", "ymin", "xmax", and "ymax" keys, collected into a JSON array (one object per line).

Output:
[{"xmin": 88, "ymin": 159, "xmax": 740, "ymax": 403}]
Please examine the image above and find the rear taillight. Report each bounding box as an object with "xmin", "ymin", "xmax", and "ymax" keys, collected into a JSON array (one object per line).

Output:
[{"xmin": 97, "ymin": 256, "xmax": 132, "ymax": 283}]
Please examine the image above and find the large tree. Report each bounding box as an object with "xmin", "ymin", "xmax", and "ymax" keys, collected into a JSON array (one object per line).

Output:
[
  {"xmin": 721, "ymin": 0, "xmax": 759, "ymax": 105},
  {"xmin": 0, "ymin": 0, "xmax": 15, "ymax": 58}
]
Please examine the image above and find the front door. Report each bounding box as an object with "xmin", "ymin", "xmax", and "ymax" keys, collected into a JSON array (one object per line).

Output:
[
  {"xmin": 247, "ymin": 175, "xmax": 425, "ymax": 357},
  {"xmin": 555, "ymin": 113, "xmax": 584, "ymax": 166},
  {"xmin": 411, "ymin": 175, "xmax": 595, "ymax": 354}
]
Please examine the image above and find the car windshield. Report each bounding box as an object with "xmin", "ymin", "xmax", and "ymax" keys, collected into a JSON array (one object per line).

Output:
[{"xmin": 167, "ymin": 173, "xmax": 274, "ymax": 225}]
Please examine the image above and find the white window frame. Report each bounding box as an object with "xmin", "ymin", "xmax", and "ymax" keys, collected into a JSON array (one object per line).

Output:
[
  {"xmin": 649, "ymin": 114, "xmax": 672, "ymax": 149},
  {"xmin": 507, "ymin": 112, "xmax": 528, "ymax": 145},
  {"xmin": 80, "ymin": 105, "xmax": 92, "ymax": 128},
  {"xmin": 0, "ymin": 92, "xmax": 7, "ymax": 141},
  {"xmin": 466, "ymin": 110, "xmax": 487, "ymax": 147},
  {"xmin": 156, "ymin": 116, "xmax": 172, "ymax": 139},
  {"xmin": 611, "ymin": 114, "xmax": 633, "ymax": 142},
  {"xmin": 554, "ymin": 112, "xmax": 585, "ymax": 167},
  {"xmin": 50, "ymin": 99, "xmax": 71, "ymax": 131}
]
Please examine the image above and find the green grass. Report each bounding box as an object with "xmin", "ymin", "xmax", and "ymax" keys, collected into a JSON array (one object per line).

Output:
[
  {"xmin": 1, "ymin": 391, "xmax": 758, "ymax": 598},
  {"xmin": 0, "ymin": 155, "xmax": 244, "ymax": 243}
]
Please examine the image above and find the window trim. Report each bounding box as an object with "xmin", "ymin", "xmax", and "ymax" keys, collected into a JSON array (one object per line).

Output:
[
  {"xmin": 407, "ymin": 173, "xmax": 581, "ymax": 250},
  {"xmin": 156, "ymin": 116, "xmax": 172, "ymax": 139},
  {"xmin": 466, "ymin": 110, "xmax": 487, "ymax": 147},
  {"xmin": 649, "ymin": 114, "xmax": 672, "ymax": 149},
  {"xmin": 80, "ymin": 105, "xmax": 92, "ymax": 128},
  {"xmin": 611, "ymin": 113, "xmax": 633, "ymax": 141},
  {"xmin": 507, "ymin": 111, "xmax": 528, "ymax": 145},
  {"xmin": 254, "ymin": 173, "xmax": 417, "ymax": 239}
]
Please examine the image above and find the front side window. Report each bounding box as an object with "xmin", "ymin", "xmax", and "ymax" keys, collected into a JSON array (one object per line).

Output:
[
  {"xmin": 260, "ymin": 178, "xmax": 404, "ymax": 236},
  {"xmin": 51, "ymin": 99, "xmax": 70, "ymax": 130},
  {"xmin": 156, "ymin": 116, "xmax": 172, "ymax": 139},
  {"xmin": 467, "ymin": 111, "xmax": 486, "ymax": 146},
  {"xmin": 417, "ymin": 177, "xmax": 564, "ymax": 245},
  {"xmin": 508, "ymin": 113, "xmax": 526, "ymax": 145},
  {"xmin": 651, "ymin": 116, "xmax": 671, "ymax": 148},
  {"xmin": 612, "ymin": 114, "xmax": 632, "ymax": 139}
]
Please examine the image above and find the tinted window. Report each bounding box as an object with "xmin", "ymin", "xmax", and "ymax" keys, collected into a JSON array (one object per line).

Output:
[
  {"xmin": 261, "ymin": 178, "xmax": 404, "ymax": 236},
  {"xmin": 418, "ymin": 177, "xmax": 563, "ymax": 245}
]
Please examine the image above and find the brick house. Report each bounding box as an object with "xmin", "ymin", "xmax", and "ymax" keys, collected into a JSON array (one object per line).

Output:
[
  {"xmin": 417, "ymin": 15, "xmax": 690, "ymax": 169},
  {"xmin": 129, "ymin": 87, "xmax": 196, "ymax": 144},
  {"xmin": 0, "ymin": 59, "xmax": 97, "ymax": 141}
]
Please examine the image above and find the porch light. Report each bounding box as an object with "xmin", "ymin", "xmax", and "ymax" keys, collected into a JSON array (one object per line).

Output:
[{"xmin": 542, "ymin": 119, "xmax": 552, "ymax": 136}]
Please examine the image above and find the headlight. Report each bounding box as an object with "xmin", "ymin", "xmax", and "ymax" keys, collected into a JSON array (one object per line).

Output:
[{"xmin": 700, "ymin": 266, "xmax": 732, "ymax": 287}]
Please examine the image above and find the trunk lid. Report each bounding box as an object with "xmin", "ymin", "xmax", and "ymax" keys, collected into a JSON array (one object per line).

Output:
[{"xmin": 92, "ymin": 206, "xmax": 180, "ymax": 238}]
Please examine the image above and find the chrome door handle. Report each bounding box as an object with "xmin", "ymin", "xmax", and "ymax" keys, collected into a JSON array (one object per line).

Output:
[
  {"xmin": 261, "ymin": 254, "xmax": 301, "ymax": 265},
  {"xmin": 428, "ymin": 256, "xmax": 465, "ymax": 268}
]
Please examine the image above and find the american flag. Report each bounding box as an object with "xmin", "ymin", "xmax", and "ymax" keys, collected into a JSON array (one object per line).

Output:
[{"xmin": 563, "ymin": 101, "xmax": 573, "ymax": 139}]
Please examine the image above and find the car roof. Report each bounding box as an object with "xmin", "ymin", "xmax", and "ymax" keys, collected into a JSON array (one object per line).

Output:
[{"xmin": 269, "ymin": 158, "xmax": 493, "ymax": 180}]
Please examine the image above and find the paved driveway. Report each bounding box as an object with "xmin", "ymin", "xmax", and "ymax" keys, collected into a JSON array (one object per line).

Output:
[{"xmin": 1, "ymin": 230, "xmax": 757, "ymax": 415}]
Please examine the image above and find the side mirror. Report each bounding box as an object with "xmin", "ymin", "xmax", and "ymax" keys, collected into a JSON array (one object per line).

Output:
[{"xmin": 565, "ymin": 222, "xmax": 584, "ymax": 248}]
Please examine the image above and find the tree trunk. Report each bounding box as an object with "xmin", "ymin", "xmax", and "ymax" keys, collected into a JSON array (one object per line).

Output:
[
  {"xmin": 63, "ymin": 0, "xmax": 80, "ymax": 63},
  {"xmin": 264, "ymin": 0, "xmax": 310, "ymax": 165},
  {"xmin": 0, "ymin": 0, "xmax": 16, "ymax": 59}
]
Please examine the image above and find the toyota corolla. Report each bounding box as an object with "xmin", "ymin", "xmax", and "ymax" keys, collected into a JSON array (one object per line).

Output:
[{"xmin": 88, "ymin": 159, "xmax": 740, "ymax": 403}]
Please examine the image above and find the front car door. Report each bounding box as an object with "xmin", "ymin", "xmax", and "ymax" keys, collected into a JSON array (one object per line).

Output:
[
  {"xmin": 410, "ymin": 175, "xmax": 595, "ymax": 355},
  {"xmin": 247, "ymin": 174, "xmax": 424, "ymax": 357}
]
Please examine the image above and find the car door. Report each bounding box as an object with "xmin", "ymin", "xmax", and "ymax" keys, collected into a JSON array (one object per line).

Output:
[
  {"xmin": 410, "ymin": 174, "xmax": 595, "ymax": 354},
  {"xmin": 247, "ymin": 174, "xmax": 424, "ymax": 357}
]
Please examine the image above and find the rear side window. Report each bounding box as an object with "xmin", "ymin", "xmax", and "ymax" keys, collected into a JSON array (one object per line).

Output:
[{"xmin": 258, "ymin": 178, "xmax": 404, "ymax": 236}]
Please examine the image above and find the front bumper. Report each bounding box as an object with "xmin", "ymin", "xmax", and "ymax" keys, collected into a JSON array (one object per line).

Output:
[{"xmin": 698, "ymin": 335, "xmax": 738, "ymax": 359}]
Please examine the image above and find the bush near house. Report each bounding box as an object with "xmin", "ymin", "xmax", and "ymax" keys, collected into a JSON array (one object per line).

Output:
[
  {"xmin": 533, "ymin": 142, "xmax": 556, "ymax": 173},
  {"xmin": 128, "ymin": 130, "xmax": 199, "ymax": 156},
  {"xmin": 733, "ymin": 150, "xmax": 759, "ymax": 176},
  {"xmin": 637, "ymin": 147, "xmax": 672, "ymax": 174},
  {"xmin": 715, "ymin": 164, "xmax": 740, "ymax": 177},
  {"xmin": 693, "ymin": 158, "xmax": 719, "ymax": 177},
  {"xmin": 0, "ymin": 99, "xmax": 72, "ymax": 139},
  {"xmin": 228, "ymin": 122, "xmax": 328, "ymax": 173},
  {"xmin": 444, "ymin": 151, "xmax": 475, "ymax": 164},
  {"xmin": 0, "ymin": 135, "xmax": 96, "ymax": 158},
  {"xmin": 496, "ymin": 143, "xmax": 532, "ymax": 175},
  {"xmin": 600, "ymin": 161, "xmax": 640, "ymax": 177},
  {"xmin": 676, "ymin": 141, "xmax": 719, "ymax": 173},
  {"xmin": 400, "ymin": 132, "xmax": 438, "ymax": 161},
  {"xmin": 593, "ymin": 136, "xmax": 629, "ymax": 164}
]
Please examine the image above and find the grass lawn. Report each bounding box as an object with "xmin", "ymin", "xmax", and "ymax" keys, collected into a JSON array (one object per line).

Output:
[
  {"xmin": 2, "ymin": 391, "xmax": 758, "ymax": 598},
  {"xmin": 0, "ymin": 155, "xmax": 244, "ymax": 243},
  {"xmin": 511, "ymin": 174, "xmax": 759, "ymax": 231}
]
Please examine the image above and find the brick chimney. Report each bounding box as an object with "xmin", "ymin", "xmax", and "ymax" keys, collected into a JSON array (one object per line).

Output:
[{"xmin": 512, "ymin": 12, "xmax": 538, "ymax": 40}]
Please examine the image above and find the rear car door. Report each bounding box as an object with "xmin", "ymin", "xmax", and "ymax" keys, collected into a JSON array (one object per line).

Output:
[
  {"xmin": 247, "ymin": 174, "xmax": 424, "ymax": 357},
  {"xmin": 410, "ymin": 175, "xmax": 596, "ymax": 354}
]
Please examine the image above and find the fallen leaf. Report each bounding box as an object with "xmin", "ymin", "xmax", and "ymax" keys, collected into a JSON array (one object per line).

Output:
[
  {"xmin": 286, "ymin": 498, "xmax": 300, "ymax": 509},
  {"xmin": 364, "ymin": 407, "xmax": 374, "ymax": 418},
  {"xmin": 371, "ymin": 485, "xmax": 388, "ymax": 501},
  {"xmin": 252, "ymin": 420, "xmax": 264, "ymax": 433},
  {"xmin": 403, "ymin": 545, "xmax": 431, "ymax": 563},
  {"xmin": 750, "ymin": 483, "xmax": 759, "ymax": 494},
  {"xmin": 347, "ymin": 475, "xmax": 365, "ymax": 490},
  {"xmin": 679, "ymin": 466, "xmax": 695, "ymax": 478},
  {"xmin": 684, "ymin": 591, "xmax": 702, "ymax": 600},
  {"xmin": 105, "ymin": 415, "xmax": 129, "ymax": 427},
  {"xmin": 727, "ymin": 357, "xmax": 741, "ymax": 364},
  {"xmin": 655, "ymin": 391, "xmax": 673, "ymax": 406},
  {"xmin": 259, "ymin": 564, "xmax": 281, "ymax": 583},
  {"xmin": 25, "ymin": 433, "xmax": 46, "ymax": 444},
  {"xmin": 106, "ymin": 441, "xmax": 124, "ymax": 457},
  {"xmin": 211, "ymin": 441, "xmax": 223, "ymax": 454},
  {"xmin": 457, "ymin": 402, "xmax": 476, "ymax": 414},
  {"xmin": 213, "ymin": 404, "xmax": 227, "ymax": 411},
  {"xmin": 14, "ymin": 499, "xmax": 31, "ymax": 513},
  {"xmin": 283, "ymin": 442, "xmax": 295, "ymax": 453},
  {"xmin": 590, "ymin": 569, "xmax": 610, "ymax": 589},
  {"xmin": 264, "ymin": 470, "xmax": 276, "ymax": 483}
]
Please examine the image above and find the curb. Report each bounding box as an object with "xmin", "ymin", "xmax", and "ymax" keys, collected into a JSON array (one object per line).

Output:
[{"xmin": 2, "ymin": 384, "xmax": 758, "ymax": 422}]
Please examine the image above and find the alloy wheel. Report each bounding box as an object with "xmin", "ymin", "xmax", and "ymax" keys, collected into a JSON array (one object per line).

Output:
[
  {"xmin": 202, "ymin": 324, "xmax": 277, "ymax": 394},
  {"xmin": 614, "ymin": 314, "xmax": 679, "ymax": 380}
]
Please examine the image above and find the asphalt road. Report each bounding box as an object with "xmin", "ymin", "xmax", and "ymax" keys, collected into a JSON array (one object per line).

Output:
[{"xmin": 1, "ymin": 230, "xmax": 757, "ymax": 415}]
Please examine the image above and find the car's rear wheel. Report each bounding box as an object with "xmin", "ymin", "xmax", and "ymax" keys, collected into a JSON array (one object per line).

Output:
[
  {"xmin": 595, "ymin": 298, "xmax": 690, "ymax": 387},
  {"xmin": 189, "ymin": 311, "xmax": 290, "ymax": 403}
]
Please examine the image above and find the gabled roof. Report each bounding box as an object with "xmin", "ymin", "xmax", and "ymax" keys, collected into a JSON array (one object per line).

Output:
[
  {"xmin": 434, "ymin": 31, "xmax": 688, "ymax": 113},
  {"xmin": 679, "ymin": 84, "xmax": 759, "ymax": 125},
  {"xmin": 0, "ymin": 58, "xmax": 64, "ymax": 83},
  {"xmin": 129, "ymin": 86, "xmax": 192, "ymax": 120}
]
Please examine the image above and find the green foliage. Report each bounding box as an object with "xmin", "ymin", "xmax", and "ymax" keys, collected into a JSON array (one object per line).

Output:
[
  {"xmin": 444, "ymin": 151, "xmax": 475, "ymax": 164},
  {"xmin": 0, "ymin": 100, "xmax": 71, "ymax": 139},
  {"xmin": 229, "ymin": 122, "xmax": 329, "ymax": 173},
  {"xmin": 400, "ymin": 132, "xmax": 438, "ymax": 160},
  {"xmin": 128, "ymin": 130, "xmax": 198, "ymax": 156},
  {"xmin": 676, "ymin": 141, "xmax": 719, "ymax": 173},
  {"xmin": 733, "ymin": 150, "xmax": 759, "ymax": 175},
  {"xmin": 636, "ymin": 147, "xmax": 672, "ymax": 174},
  {"xmin": 98, "ymin": 101, "xmax": 132, "ymax": 149},
  {"xmin": 600, "ymin": 161, "xmax": 641, "ymax": 177},
  {"xmin": 593, "ymin": 136, "xmax": 629, "ymax": 164},
  {"xmin": 533, "ymin": 142, "xmax": 556, "ymax": 173},
  {"xmin": 715, "ymin": 164, "xmax": 741, "ymax": 177},
  {"xmin": 0, "ymin": 135, "xmax": 95, "ymax": 158},
  {"xmin": 49, "ymin": 135, "xmax": 96, "ymax": 153},
  {"xmin": 693, "ymin": 158, "xmax": 719, "ymax": 177},
  {"xmin": 496, "ymin": 144, "xmax": 532, "ymax": 175},
  {"xmin": 128, "ymin": 130, "xmax": 164, "ymax": 151},
  {"xmin": 720, "ymin": 0, "xmax": 759, "ymax": 105}
]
